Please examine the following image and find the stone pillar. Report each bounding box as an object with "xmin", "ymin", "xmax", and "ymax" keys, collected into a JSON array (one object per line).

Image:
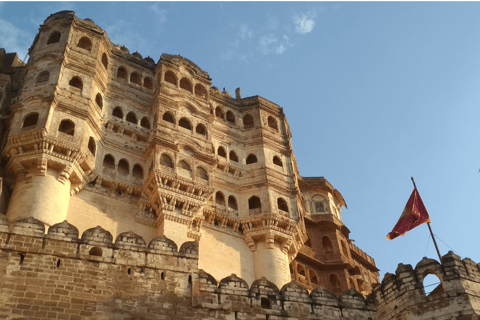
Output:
[
  {"xmin": 253, "ymin": 240, "xmax": 291, "ymax": 288},
  {"xmin": 6, "ymin": 169, "xmax": 71, "ymax": 226}
]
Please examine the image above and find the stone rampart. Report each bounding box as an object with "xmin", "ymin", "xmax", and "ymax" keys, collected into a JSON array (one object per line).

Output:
[
  {"xmin": 373, "ymin": 252, "xmax": 480, "ymax": 320},
  {"xmin": 0, "ymin": 214, "xmax": 376, "ymax": 319}
]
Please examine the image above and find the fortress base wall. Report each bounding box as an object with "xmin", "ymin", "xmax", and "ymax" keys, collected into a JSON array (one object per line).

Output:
[
  {"xmin": 0, "ymin": 215, "xmax": 377, "ymax": 320},
  {"xmin": 67, "ymin": 189, "xmax": 157, "ymax": 244},
  {"xmin": 198, "ymin": 226, "xmax": 255, "ymax": 285}
]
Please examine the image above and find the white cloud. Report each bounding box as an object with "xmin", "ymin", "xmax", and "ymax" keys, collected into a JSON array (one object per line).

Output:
[
  {"xmin": 294, "ymin": 10, "xmax": 317, "ymax": 34},
  {"xmin": 0, "ymin": 19, "xmax": 32, "ymax": 60},
  {"xmin": 258, "ymin": 34, "xmax": 277, "ymax": 55},
  {"xmin": 276, "ymin": 44, "xmax": 286, "ymax": 55},
  {"xmin": 240, "ymin": 24, "xmax": 253, "ymax": 40}
]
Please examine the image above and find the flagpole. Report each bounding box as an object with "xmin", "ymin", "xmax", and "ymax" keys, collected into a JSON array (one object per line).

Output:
[{"xmin": 411, "ymin": 177, "xmax": 443, "ymax": 264}]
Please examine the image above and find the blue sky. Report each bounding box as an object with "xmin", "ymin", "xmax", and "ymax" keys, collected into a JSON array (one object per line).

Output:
[{"xmin": 2, "ymin": 2, "xmax": 480, "ymax": 284}]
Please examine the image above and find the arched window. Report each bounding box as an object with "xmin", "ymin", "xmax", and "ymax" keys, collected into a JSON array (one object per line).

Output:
[
  {"xmin": 194, "ymin": 84, "xmax": 206, "ymax": 98},
  {"xmin": 164, "ymin": 71, "xmax": 176, "ymax": 85},
  {"xmin": 117, "ymin": 67, "xmax": 127, "ymax": 80},
  {"xmin": 322, "ymin": 236, "xmax": 334, "ymax": 254},
  {"xmin": 228, "ymin": 196, "xmax": 238, "ymax": 210},
  {"xmin": 22, "ymin": 113, "xmax": 39, "ymax": 128},
  {"xmin": 329, "ymin": 274, "xmax": 341, "ymax": 291},
  {"xmin": 140, "ymin": 117, "xmax": 150, "ymax": 129},
  {"xmin": 130, "ymin": 72, "xmax": 141, "ymax": 85},
  {"xmin": 179, "ymin": 118, "xmax": 192, "ymax": 130},
  {"xmin": 95, "ymin": 93, "xmax": 103, "ymax": 109},
  {"xmin": 305, "ymin": 233, "xmax": 312, "ymax": 248},
  {"xmin": 88, "ymin": 137, "xmax": 96, "ymax": 156},
  {"xmin": 112, "ymin": 107, "xmax": 123, "ymax": 119},
  {"xmin": 248, "ymin": 196, "xmax": 261, "ymax": 210},
  {"xmin": 178, "ymin": 160, "xmax": 191, "ymax": 172},
  {"xmin": 47, "ymin": 31, "xmax": 61, "ymax": 44},
  {"xmin": 143, "ymin": 77, "xmax": 153, "ymax": 89},
  {"xmin": 229, "ymin": 151, "xmax": 238, "ymax": 162},
  {"xmin": 277, "ymin": 198, "xmax": 289, "ymax": 213},
  {"xmin": 195, "ymin": 124, "xmax": 207, "ymax": 136},
  {"xmin": 179, "ymin": 78, "xmax": 192, "ymax": 92},
  {"xmin": 77, "ymin": 37, "xmax": 92, "ymax": 51},
  {"xmin": 273, "ymin": 156, "xmax": 283, "ymax": 167},
  {"xmin": 226, "ymin": 111, "xmax": 235, "ymax": 124},
  {"xmin": 132, "ymin": 164, "xmax": 144, "ymax": 179},
  {"xmin": 309, "ymin": 270, "xmax": 319, "ymax": 285},
  {"xmin": 69, "ymin": 76, "xmax": 83, "ymax": 90},
  {"xmin": 196, "ymin": 167, "xmax": 208, "ymax": 181},
  {"xmin": 160, "ymin": 154, "xmax": 173, "ymax": 168},
  {"xmin": 103, "ymin": 154, "xmax": 115, "ymax": 169},
  {"xmin": 243, "ymin": 114, "xmax": 254, "ymax": 128},
  {"xmin": 312, "ymin": 194, "xmax": 326, "ymax": 213},
  {"xmin": 217, "ymin": 146, "xmax": 226, "ymax": 158},
  {"xmin": 118, "ymin": 159, "xmax": 129, "ymax": 175},
  {"xmin": 268, "ymin": 116, "xmax": 278, "ymax": 131},
  {"xmin": 297, "ymin": 264, "xmax": 306, "ymax": 277},
  {"xmin": 58, "ymin": 120, "xmax": 75, "ymax": 136},
  {"xmin": 423, "ymin": 273, "xmax": 443, "ymax": 296},
  {"xmin": 215, "ymin": 107, "xmax": 224, "ymax": 120},
  {"xmin": 246, "ymin": 154, "xmax": 257, "ymax": 164},
  {"xmin": 163, "ymin": 112, "xmax": 174, "ymax": 124},
  {"xmin": 101, "ymin": 53, "xmax": 108, "ymax": 69},
  {"xmin": 126, "ymin": 112, "xmax": 138, "ymax": 124},
  {"xmin": 215, "ymin": 192, "xmax": 225, "ymax": 206},
  {"xmin": 36, "ymin": 71, "xmax": 49, "ymax": 84}
]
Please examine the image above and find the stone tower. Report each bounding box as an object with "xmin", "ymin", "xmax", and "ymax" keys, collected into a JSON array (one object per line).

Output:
[{"xmin": 0, "ymin": 11, "xmax": 311, "ymax": 288}]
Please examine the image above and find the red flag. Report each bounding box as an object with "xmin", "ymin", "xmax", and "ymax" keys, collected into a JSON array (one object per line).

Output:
[{"xmin": 386, "ymin": 188, "xmax": 431, "ymax": 240}]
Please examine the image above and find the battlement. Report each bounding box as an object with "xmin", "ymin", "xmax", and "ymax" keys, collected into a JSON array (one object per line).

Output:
[
  {"xmin": 0, "ymin": 214, "xmax": 377, "ymax": 319},
  {"xmin": 373, "ymin": 252, "xmax": 480, "ymax": 320}
]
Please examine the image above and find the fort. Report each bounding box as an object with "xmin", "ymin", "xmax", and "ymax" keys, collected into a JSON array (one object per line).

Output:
[{"xmin": 0, "ymin": 10, "xmax": 479, "ymax": 320}]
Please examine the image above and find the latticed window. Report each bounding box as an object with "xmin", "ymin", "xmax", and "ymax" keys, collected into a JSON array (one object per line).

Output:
[{"xmin": 315, "ymin": 202, "xmax": 325, "ymax": 213}]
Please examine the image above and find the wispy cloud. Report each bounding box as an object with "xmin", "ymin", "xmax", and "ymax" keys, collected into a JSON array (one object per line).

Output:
[
  {"xmin": 149, "ymin": 4, "xmax": 168, "ymax": 25},
  {"xmin": 294, "ymin": 10, "xmax": 317, "ymax": 34},
  {"xmin": 258, "ymin": 34, "xmax": 277, "ymax": 55},
  {"xmin": 0, "ymin": 19, "xmax": 32, "ymax": 59},
  {"xmin": 240, "ymin": 24, "xmax": 253, "ymax": 40}
]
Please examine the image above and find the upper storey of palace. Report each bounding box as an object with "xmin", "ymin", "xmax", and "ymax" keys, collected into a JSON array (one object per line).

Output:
[{"xmin": 5, "ymin": 11, "xmax": 347, "ymax": 225}]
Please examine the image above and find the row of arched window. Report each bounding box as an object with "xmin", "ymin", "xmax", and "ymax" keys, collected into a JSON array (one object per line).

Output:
[
  {"xmin": 111, "ymin": 107, "xmax": 151, "ymax": 129},
  {"xmin": 117, "ymin": 66, "xmax": 153, "ymax": 90},
  {"xmin": 159, "ymin": 153, "xmax": 209, "ymax": 181},
  {"xmin": 164, "ymin": 71, "xmax": 206, "ymax": 99},
  {"xmin": 47, "ymin": 32, "xmax": 92, "ymax": 52},
  {"xmin": 292, "ymin": 263, "xmax": 320, "ymax": 287},
  {"xmin": 103, "ymin": 154, "xmax": 144, "ymax": 179},
  {"xmin": 162, "ymin": 112, "xmax": 207, "ymax": 137},
  {"xmin": 214, "ymin": 107, "xmax": 279, "ymax": 132}
]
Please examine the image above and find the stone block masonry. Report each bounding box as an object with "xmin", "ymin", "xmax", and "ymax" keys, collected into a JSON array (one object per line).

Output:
[{"xmin": 0, "ymin": 214, "xmax": 377, "ymax": 320}]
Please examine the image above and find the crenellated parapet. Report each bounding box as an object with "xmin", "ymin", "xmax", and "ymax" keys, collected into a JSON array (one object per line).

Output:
[
  {"xmin": 373, "ymin": 253, "xmax": 480, "ymax": 320},
  {"xmin": 0, "ymin": 213, "xmax": 377, "ymax": 319}
]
